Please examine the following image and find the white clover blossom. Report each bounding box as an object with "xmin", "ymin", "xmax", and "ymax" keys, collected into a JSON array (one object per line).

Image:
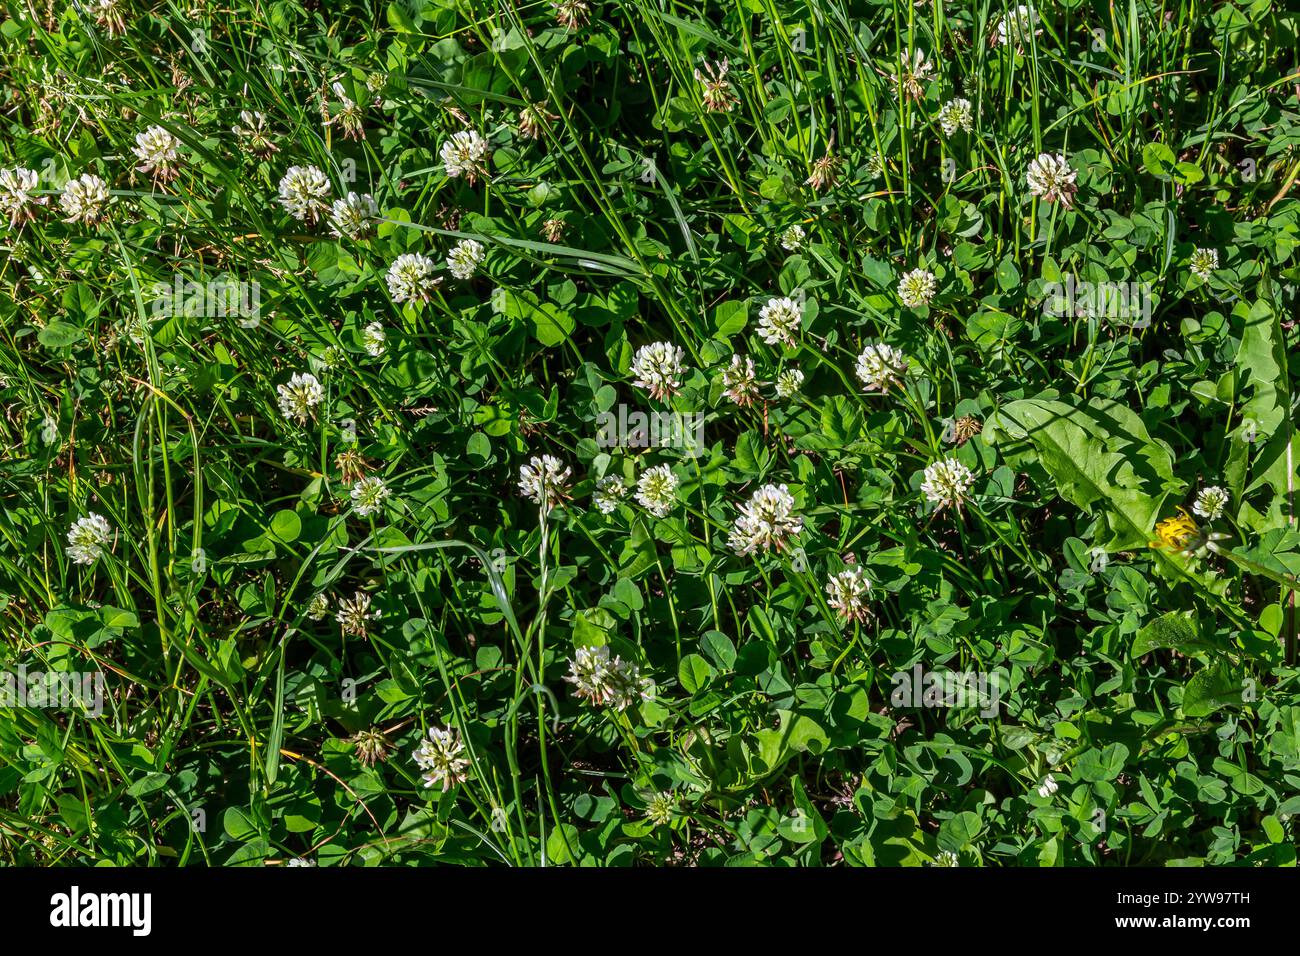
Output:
[
  {"xmin": 440, "ymin": 129, "xmax": 490, "ymax": 183},
  {"xmin": 59, "ymin": 173, "xmax": 110, "ymax": 225},
  {"xmin": 385, "ymin": 253, "xmax": 440, "ymax": 304},
  {"xmin": 931, "ymin": 850, "xmax": 960, "ymax": 867},
  {"xmin": 286, "ymin": 857, "xmax": 316, "ymax": 868},
  {"xmin": 329, "ymin": 192, "xmax": 378, "ymax": 239},
  {"xmin": 775, "ymin": 367, "xmax": 804, "ymax": 399},
  {"xmin": 722, "ymin": 354, "xmax": 759, "ymax": 407},
  {"xmin": 756, "ymin": 296, "xmax": 802, "ymax": 348},
  {"xmin": 855, "ymin": 343, "xmax": 908, "ymax": 393},
  {"xmin": 897, "ymin": 268, "xmax": 937, "ymax": 308},
  {"xmin": 1192, "ymin": 485, "xmax": 1229, "ymax": 521},
  {"xmin": 446, "ymin": 238, "xmax": 485, "ymax": 280},
  {"xmin": 362, "ymin": 321, "xmax": 387, "ymax": 357},
  {"xmin": 552, "ymin": 0, "xmax": 590, "ymax": 30},
  {"xmin": 937, "ymin": 98, "xmax": 973, "ymax": 137},
  {"xmin": 132, "ymin": 125, "xmax": 181, "ymax": 182},
  {"xmin": 645, "ymin": 792, "xmax": 677, "ymax": 826},
  {"xmin": 0, "ymin": 167, "xmax": 46, "ymax": 227},
  {"xmin": 1037, "ymin": 773, "xmax": 1058, "ymax": 798},
  {"xmin": 518, "ymin": 455, "xmax": 572, "ymax": 509},
  {"xmin": 412, "ymin": 725, "xmax": 470, "ymax": 791},
  {"xmin": 630, "ymin": 342, "xmax": 687, "ymax": 401},
  {"xmin": 825, "ymin": 566, "xmax": 871, "ymax": 624},
  {"xmin": 729, "ymin": 483, "xmax": 802, "ymax": 555},
  {"xmin": 921, "ymin": 457, "xmax": 976, "ymax": 512},
  {"xmin": 1026, "ymin": 152, "xmax": 1077, "ymax": 207},
  {"xmin": 635, "ymin": 464, "xmax": 678, "ymax": 518},
  {"xmin": 564, "ymin": 645, "xmax": 653, "ymax": 711},
  {"xmin": 336, "ymin": 591, "xmax": 379, "ymax": 637},
  {"xmin": 780, "ymin": 224, "xmax": 805, "ymax": 251},
  {"xmin": 996, "ymin": 4, "xmax": 1041, "ymax": 47},
  {"xmin": 325, "ymin": 81, "xmax": 364, "ymax": 139},
  {"xmin": 896, "ymin": 49, "xmax": 935, "ymax": 100},
  {"xmin": 350, "ymin": 475, "xmax": 390, "ymax": 516},
  {"xmin": 593, "ymin": 475, "xmax": 627, "ymax": 514},
  {"xmin": 66, "ymin": 513, "xmax": 112, "ymax": 565},
  {"xmin": 306, "ymin": 592, "xmax": 332, "ymax": 621},
  {"xmin": 276, "ymin": 371, "xmax": 324, "ymax": 424},
  {"xmin": 695, "ymin": 59, "xmax": 738, "ymax": 113},
  {"xmin": 278, "ymin": 165, "xmax": 331, "ymax": 223},
  {"xmin": 1190, "ymin": 247, "xmax": 1219, "ymax": 281}
]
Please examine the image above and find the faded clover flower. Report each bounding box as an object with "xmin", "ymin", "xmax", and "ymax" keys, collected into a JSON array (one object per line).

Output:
[
  {"xmin": 937, "ymin": 98, "xmax": 974, "ymax": 137},
  {"xmin": 329, "ymin": 192, "xmax": 378, "ymax": 239},
  {"xmin": 362, "ymin": 321, "xmax": 387, "ymax": 357},
  {"xmin": 1192, "ymin": 485, "xmax": 1229, "ymax": 521},
  {"xmin": 446, "ymin": 238, "xmax": 485, "ymax": 280},
  {"xmin": 231, "ymin": 110, "xmax": 278, "ymax": 158},
  {"xmin": 440, "ymin": 129, "xmax": 490, "ymax": 183},
  {"xmin": 855, "ymin": 343, "xmax": 908, "ymax": 392},
  {"xmin": 806, "ymin": 146, "xmax": 842, "ymax": 191},
  {"xmin": 722, "ymin": 354, "xmax": 759, "ymax": 407},
  {"xmin": 1026, "ymin": 152, "xmax": 1077, "ymax": 208},
  {"xmin": 896, "ymin": 49, "xmax": 936, "ymax": 100},
  {"xmin": 897, "ymin": 268, "xmax": 937, "ymax": 308},
  {"xmin": 351, "ymin": 475, "xmax": 390, "ymax": 516},
  {"xmin": 775, "ymin": 367, "xmax": 804, "ymax": 399},
  {"xmin": 276, "ymin": 371, "xmax": 324, "ymax": 424},
  {"xmin": 59, "ymin": 173, "xmax": 110, "ymax": 225},
  {"xmin": 325, "ymin": 82, "xmax": 364, "ymax": 140},
  {"xmin": 757, "ymin": 296, "xmax": 802, "ymax": 348},
  {"xmin": 88, "ymin": 0, "xmax": 128, "ymax": 35},
  {"xmin": 351, "ymin": 728, "xmax": 390, "ymax": 766},
  {"xmin": 780, "ymin": 224, "xmax": 805, "ymax": 251},
  {"xmin": 518, "ymin": 455, "xmax": 573, "ymax": 509},
  {"xmin": 630, "ymin": 341, "xmax": 687, "ymax": 401},
  {"xmin": 0, "ymin": 167, "xmax": 46, "ymax": 227},
  {"xmin": 542, "ymin": 218, "xmax": 566, "ymax": 243},
  {"xmin": 1190, "ymin": 247, "xmax": 1219, "ymax": 282},
  {"xmin": 336, "ymin": 449, "xmax": 370, "ymax": 484},
  {"xmin": 132, "ymin": 125, "xmax": 182, "ymax": 183},
  {"xmin": 729, "ymin": 483, "xmax": 802, "ymax": 555},
  {"xmin": 66, "ymin": 513, "xmax": 112, "ymax": 565},
  {"xmin": 412, "ymin": 725, "xmax": 470, "ymax": 791},
  {"xmin": 921, "ymin": 457, "xmax": 976, "ymax": 512},
  {"xmin": 552, "ymin": 0, "xmax": 590, "ymax": 30},
  {"xmin": 825, "ymin": 566, "xmax": 871, "ymax": 624},
  {"xmin": 278, "ymin": 165, "xmax": 331, "ymax": 223},
  {"xmin": 593, "ymin": 475, "xmax": 627, "ymax": 514},
  {"xmin": 336, "ymin": 591, "xmax": 379, "ymax": 637},
  {"xmin": 386, "ymin": 253, "xmax": 440, "ymax": 304},
  {"xmin": 695, "ymin": 59, "xmax": 739, "ymax": 113},
  {"xmin": 635, "ymin": 464, "xmax": 678, "ymax": 518},
  {"xmin": 518, "ymin": 102, "xmax": 558, "ymax": 141}
]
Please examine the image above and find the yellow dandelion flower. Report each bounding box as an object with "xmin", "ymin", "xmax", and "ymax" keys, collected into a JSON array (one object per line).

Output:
[{"xmin": 1150, "ymin": 509, "xmax": 1199, "ymax": 552}]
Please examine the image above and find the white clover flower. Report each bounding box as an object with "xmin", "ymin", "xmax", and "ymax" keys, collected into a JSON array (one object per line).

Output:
[
  {"xmin": 866, "ymin": 152, "xmax": 884, "ymax": 180},
  {"xmin": 132, "ymin": 125, "xmax": 181, "ymax": 182},
  {"xmin": 1026, "ymin": 152, "xmax": 1077, "ymax": 207},
  {"xmin": 780, "ymin": 224, "xmax": 805, "ymax": 251},
  {"xmin": 329, "ymin": 192, "xmax": 378, "ymax": 239},
  {"xmin": 937, "ymin": 98, "xmax": 973, "ymax": 137},
  {"xmin": 88, "ymin": 0, "xmax": 128, "ymax": 34},
  {"xmin": 1037, "ymin": 773, "xmax": 1058, "ymax": 798},
  {"xmin": 362, "ymin": 321, "xmax": 387, "ymax": 357},
  {"xmin": 896, "ymin": 49, "xmax": 936, "ymax": 100},
  {"xmin": 756, "ymin": 296, "xmax": 802, "ymax": 348},
  {"xmin": 231, "ymin": 110, "xmax": 278, "ymax": 157},
  {"xmin": 59, "ymin": 173, "xmax": 110, "ymax": 225},
  {"xmin": 592, "ymin": 475, "xmax": 627, "ymax": 514},
  {"xmin": 1192, "ymin": 485, "xmax": 1229, "ymax": 521},
  {"xmin": 518, "ymin": 454, "xmax": 572, "ymax": 509},
  {"xmin": 921, "ymin": 457, "xmax": 976, "ymax": 512},
  {"xmin": 996, "ymin": 4, "xmax": 1041, "ymax": 47},
  {"xmin": 412, "ymin": 725, "xmax": 470, "ymax": 791},
  {"xmin": 325, "ymin": 82, "xmax": 364, "ymax": 140},
  {"xmin": 278, "ymin": 165, "xmax": 331, "ymax": 223},
  {"xmin": 897, "ymin": 268, "xmax": 937, "ymax": 308},
  {"xmin": 564, "ymin": 645, "xmax": 653, "ymax": 710},
  {"xmin": 286, "ymin": 857, "xmax": 315, "ymax": 867},
  {"xmin": 385, "ymin": 253, "xmax": 440, "ymax": 304},
  {"xmin": 66, "ymin": 513, "xmax": 112, "ymax": 565},
  {"xmin": 645, "ymin": 792, "xmax": 677, "ymax": 826},
  {"xmin": 276, "ymin": 372, "xmax": 324, "ymax": 424},
  {"xmin": 306, "ymin": 592, "xmax": 331, "ymax": 621},
  {"xmin": 825, "ymin": 566, "xmax": 871, "ymax": 624},
  {"xmin": 440, "ymin": 129, "xmax": 490, "ymax": 183},
  {"xmin": 695, "ymin": 59, "xmax": 738, "ymax": 113},
  {"xmin": 336, "ymin": 591, "xmax": 379, "ymax": 637},
  {"xmin": 775, "ymin": 368, "xmax": 804, "ymax": 399},
  {"xmin": 552, "ymin": 0, "xmax": 590, "ymax": 30},
  {"xmin": 855, "ymin": 343, "xmax": 908, "ymax": 392},
  {"xmin": 635, "ymin": 464, "xmax": 678, "ymax": 518},
  {"xmin": 446, "ymin": 238, "xmax": 485, "ymax": 280},
  {"xmin": 729, "ymin": 483, "xmax": 802, "ymax": 555},
  {"xmin": 630, "ymin": 341, "xmax": 687, "ymax": 401},
  {"xmin": 1190, "ymin": 247, "xmax": 1219, "ymax": 281},
  {"xmin": 0, "ymin": 167, "xmax": 46, "ymax": 228},
  {"xmin": 722, "ymin": 354, "xmax": 759, "ymax": 407},
  {"xmin": 350, "ymin": 475, "xmax": 390, "ymax": 516}
]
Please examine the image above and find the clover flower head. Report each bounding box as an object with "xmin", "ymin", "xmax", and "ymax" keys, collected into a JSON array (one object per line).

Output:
[
  {"xmin": 996, "ymin": 4, "xmax": 1041, "ymax": 48},
  {"xmin": 541, "ymin": 217, "xmax": 566, "ymax": 242},
  {"xmin": 329, "ymin": 192, "xmax": 378, "ymax": 239},
  {"xmin": 564, "ymin": 645, "xmax": 653, "ymax": 710},
  {"xmin": 921, "ymin": 457, "xmax": 976, "ymax": 511},
  {"xmin": 1026, "ymin": 152, "xmax": 1077, "ymax": 207},
  {"xmin": 132, "ymin": 125, "xmax": 182, "ymax": 182},
  {"xmin": 440, "ymin": 129, "xmax": 490, "ymax": 183},
  {"xmin": 635, "ymin": 464, "xmax": 678, "ymax": 518},
  {"xmin": 276, "ymin": 371, "xmax": 324, "ymax": 424},
  {"xmin": 630, "ymin": 341, "xmax": 687, "ymax": 400},
  {"xmin": 856, "ymin": 343, "xmax": 908, "ymax": 392},
  {"xmin": 386, "ymin": 253, "xmax": 440, "ymax": 304},
  {"xmin": 231, "ymin": 110, "xmax": 278, "ymax": 157},
  {"xmin": 306, "ymin": 592, "xmax": 332, "ymax": 621},
  {"xmin": 1192, "ymin": 485, "xmax": 1229, "ymax": 521},
  {"xmin": 350, "ymin": 475, "xmax": 390, "ymax": 516},
  {"xmin": 897, "ymin": 268, "xmax": 937, "ymax": 308},
  {"xmin": 1190, "ymin": 247, "xmax": 1219, "ymax": 281},
  {"xmin": 729, "ymin": 483, "xmax": 802, "ymax": 555},
  {"xmin": 518, "ymin": 454, "xmax": 573, "ymax": 509},
  {"xmin": 59, "ymin": 173, "xmax": 110, "ymax": 225},
  {"xmin": 88, "ymin": 0, "xmax": 128, "ymax": 34},
  {"xmin": 593, "ymin": 474, "xmax": 627, "ymax": 514},
  {"xmin": 412, "ymin": 725, "xmax": 470, "ymax": 791},
  {"xmin": 937, "ymin": 98, "xmax": 974, "ymax": 137},
  {"xmin": 722, "ymin": 353, "xmax": 759, "ymax": 407},
  {"xmin": 552, "ymin": 0, "xmax": 590, "ymax": 30},
  {"xmin": 757, "ymin": 296, "xmax": 802, "ymax": 347},
  {"xmin": 278, "ymin": 164, "xmax": 331, "ymax": 223},
  {"xmin": 695, "ymin": 59, "xmax": 738, "ymax": 113},
  {"xmin": 825, "ymin": 566, "xmax": 871, "ymax": 624},
  {"xmin": 336, "ymin": 591, "xmax": 380, "ymax": 637},
  {"xmin": 351, "ymin": 728, "xmax": 390, "ymax": 766},
  {"xmin": 645, "ymin": 792, "xmax": 677, "ymax": 826},
  {"xmin": 446, "ymin": 238, "xmax": 485, "ymax": 280},
  {"xmin": 1037, "ymin": 773, "xmax": 1058, "ymax": 798},
  {"xmin": 0, "ymin": 167, "xmax": 46, "ymax": 228},
  {"xmin": 775, "ymin": 367, "xmax": 804, "ymax": 399},
  {"xmin": 518, "ymin": 101, "xmax": 558, "ymax": 140},
  {"xmin": 362, "ymin": 321, "xmax": 387, "ymax": 357},
  {"xmin": 325, "ymin": 81, "xmax": 364, "ymax": 139},
  {"xmin": 896, "ymin": 49, "xmax": 936, "ymax": 100},
  {"xmin": 931, "ymin": 850, "xmax": 961, "ymax": 867},
  {"xmin": 780, "ymin": 224, "xmax": 805, "ymax": 251},
  {"xmin": 805, "ymin": 149, "xmax": 841, "ymax": 190},
  {"xmin": 66, "ymin": 512, "xmax": 112, "ymax": 565}
]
